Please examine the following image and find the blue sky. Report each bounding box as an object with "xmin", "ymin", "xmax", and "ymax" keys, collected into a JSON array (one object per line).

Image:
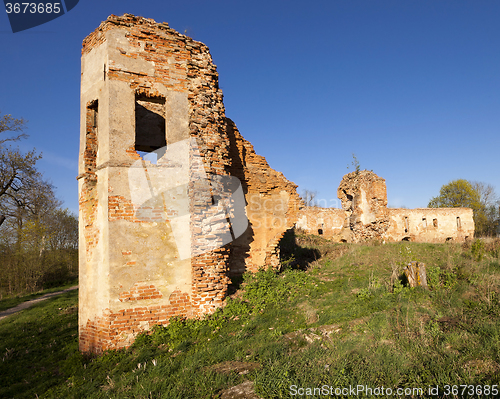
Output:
[{"xmin": 1, "ymin": 0, "xmax": 499, "ymax": 214}]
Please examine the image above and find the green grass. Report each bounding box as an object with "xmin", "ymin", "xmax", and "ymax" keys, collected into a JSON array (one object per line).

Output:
[
  {"xmin": 0, "ymin": 279, "xmax": 78, "ymax": 312},
  {"xmin": 1, "ymin": 238, "xmax": 499, "ymax": 398}
]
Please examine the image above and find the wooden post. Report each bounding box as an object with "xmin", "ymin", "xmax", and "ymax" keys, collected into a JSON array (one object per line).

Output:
[{"xmin": 403, "ymin": 261, "xmax": 428, "ymax": 289}]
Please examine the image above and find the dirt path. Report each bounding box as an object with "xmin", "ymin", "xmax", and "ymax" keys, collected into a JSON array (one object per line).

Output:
[{"xmin": 0, "ymin": 286, "xmax": 78, "ymax": 321}]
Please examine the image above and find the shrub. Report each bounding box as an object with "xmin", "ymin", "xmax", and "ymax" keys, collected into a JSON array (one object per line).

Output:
[
  {"xmin": 243, "ymin": 267, "xmax": 312, "ymax": 309},
  {"xmin": 471, "ymin": 239, "xmax": 485, "ymax": 261}
]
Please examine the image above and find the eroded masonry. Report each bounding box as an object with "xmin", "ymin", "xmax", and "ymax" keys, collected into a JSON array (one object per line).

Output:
[
  {"xmin": 296, "ymin": 170, "xmax": 474, "ymax": 243},
  {"xmin": 79, "ymin": 14, "xmax": 475, "ymax": 354},
  {"xmin": 78, "ymin": 14, "xmax": 301, "ymax": 353}
]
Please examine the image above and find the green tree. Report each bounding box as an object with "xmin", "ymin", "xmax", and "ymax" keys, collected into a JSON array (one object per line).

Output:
[
  {"xmin": 428, "ymin": 179, "xmax": 481, "ymax": 209},
  {"xmin": 428, "ymin": 179, "xmax": 498, "ymax": 236}
]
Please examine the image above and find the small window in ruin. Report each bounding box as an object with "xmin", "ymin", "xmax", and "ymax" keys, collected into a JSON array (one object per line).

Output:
[
  {"xmin": 457, "ymin": 217, "xmax": 461, "ymax": 230},
  {"xmin": 433, "ymin": 218, "xmax": 438, "ymax": 228},
  {"xmin": 422, "ymin": 217, "xmax": 427, "ymax": 228},
  {"xmin": 404, "ymin": 216, "xmax": 409, "ymax": 233},
  {"xmin": 318, "ymin": 228, "xmax": 323, "ymax": 235},
  {"xmin": 84, "ymin": 100, "xmax": 98, "ymax": 181},
  {"xmin": 446, "ymin": 237, "xmax": 453, "ymax": 242},
  {"xmin": 88, "ymin": 101, "xmax": 98, "ymax": 128},
  {"xmin": 135, "ymin": 94, "xmax": 166, "ymax": 161},
  {"xmin": 402, "ymin": 237, "xmax": 411, "ymax": 241}
]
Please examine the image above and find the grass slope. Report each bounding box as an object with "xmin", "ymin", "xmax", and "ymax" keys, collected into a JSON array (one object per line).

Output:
[{"xmin": 0, "ymin": 236, "xmax": 499, "ymax": 398}]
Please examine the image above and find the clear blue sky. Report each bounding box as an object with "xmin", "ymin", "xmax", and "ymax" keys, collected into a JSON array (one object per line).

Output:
[{"xmin": 1, "ymin": 0, "xmax": 499, "ymax": 214}]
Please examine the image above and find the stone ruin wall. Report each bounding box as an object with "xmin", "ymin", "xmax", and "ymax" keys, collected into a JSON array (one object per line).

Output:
[
  {"xmin": 78, "ymin": 14, "xmax": 300, "ymax": 353},
  {"xmin": 295, "ymin": 207, "xmax": 346, "ymax": 240},
  {"xmin": 297, "ymin": 171, "xmax": 474, "ymax": 243},
  {"xmin": 386, "ymin": 207, "xmax": 474, "ymax": 243},
  {"xmin": 337, "ymin": 170, "xmax": 390, "ymax": 242}
]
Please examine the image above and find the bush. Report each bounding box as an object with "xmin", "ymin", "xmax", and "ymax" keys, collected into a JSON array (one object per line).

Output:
[
  {"xmin": 243, "ymin": 267, "xmax": 312, "ymax": 309},
  {"xmin": 471, "ymin": 239, "xmax": 485, "ymax": 261}
]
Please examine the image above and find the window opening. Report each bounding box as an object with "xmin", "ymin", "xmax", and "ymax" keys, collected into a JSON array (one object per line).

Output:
[
  {"xmin": 135, "ymin": 94, "xmax": 166, "ymax": 163},
  {"xmin": 84, "ymin": 100, "xmax": 98, "ymax": 181},
  {"xmin": 404, "ymin": 216, "xmax": 409, "ymax": 233},
  {"xmin": 433, "ymin": 218, "xmax": 438, "ymax": 228},
  {"xmin": 456, "ymin": 217, "xmax": 461, "ymax": 230},
  {"xmin": 422, "ymin": 217, "xmax": 427, "ymax": 228}
]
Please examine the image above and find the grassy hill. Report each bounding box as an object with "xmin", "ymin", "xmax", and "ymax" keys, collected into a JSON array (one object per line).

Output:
[{"xmin": 1, "ymin": 234, "xmax": 499, "ymax": 398}]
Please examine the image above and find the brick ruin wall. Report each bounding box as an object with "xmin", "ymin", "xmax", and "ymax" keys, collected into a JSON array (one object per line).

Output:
[
  {"xmin": 297, "ymin": 171, "xmax": 474, "ymax": 243},
  {"xmin": 225, "ymin": 118, "xmax": 301, "ymax": 275},
  {"xmin": 78, "ymin": 14, "xmax": 300, "ymax": 353},
  {"xmin": 79, "ymin": 15, "xmax": 471, "ymax": 353}
]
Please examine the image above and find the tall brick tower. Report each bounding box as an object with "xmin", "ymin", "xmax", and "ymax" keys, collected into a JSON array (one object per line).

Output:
[{"xmin": 78, "ymin": 14, "xmax": 301, "ymax": 353}]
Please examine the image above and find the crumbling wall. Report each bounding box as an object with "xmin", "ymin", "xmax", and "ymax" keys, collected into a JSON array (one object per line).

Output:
[
  {"xmin": 226, "ymin": 119, "xmax": 302, "ymax": 275},
  {"xmin": 78, "ymin": 14, "xmax": 299, "ymax": 353},
  {"xmin": 295, "ymin": 207, "xmax": 346, "ymax": 241},
  {"xmin": 297, "ymin": 170, "xmax": 475, "ymax": 244},
  {"xmin": 337, "ymin": 171, "xmax": 390, "ymax": 242},
  {"xmin": 386, "ymin": 208, "xmax": 474, "ymax": 243}
]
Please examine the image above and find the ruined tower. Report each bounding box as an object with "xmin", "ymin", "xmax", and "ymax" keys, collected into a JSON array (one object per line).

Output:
[
  {"xmin": 337, "ymin": 170, "xmax": 390, "ymax": 242},
  {"xmin": 78, "ymin": 14, "xmax": 300, "ymax": 353}
]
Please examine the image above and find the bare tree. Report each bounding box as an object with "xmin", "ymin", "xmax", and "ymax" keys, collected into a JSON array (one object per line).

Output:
[
  {"xmin": 0, "ymin": 112, "xmax": 77, "ymax": 295},
  {"xmin": 0, "ymin": 148, "xmax": 43, "ymax": 225},
  {"xmin": 471, "ymin": 181, "xmax": 500, "ymax": 236},
  {"xmin": 301, "ymin": 189, "xmax": 317, "ymax": 207},
  {"xmin": 0, "ymin": 111, "xmax": 28, "ymax": 146},
  {"xmin": 0, "ymin": 111, "xmax": 43, "ymax": 227}
]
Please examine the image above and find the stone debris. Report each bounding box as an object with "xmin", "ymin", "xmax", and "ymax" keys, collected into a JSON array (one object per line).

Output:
[
  {"xmin": 220, "ymin": 380, "xmax": 262, "ymax": 399},
  {"xmin": 209, "ymin": 360, "xmax": 261, "ymax": 376},
  {"xmin": 283, "ymin": 324, "xmax": 342, "ymax": 344}
]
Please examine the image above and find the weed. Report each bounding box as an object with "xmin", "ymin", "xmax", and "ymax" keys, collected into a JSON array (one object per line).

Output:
[
  {"xmin": 471, "ymin": 239, "xmax": 485, "ymax": 261},
  {"xmin": 2, "ymin": 240, "xmax": 500, "ymax": 398},
  {"xmin": 242, "ymin": 267, "xmax": 313, "ymax": 309},
  {"xmin": 356, "ymin": 288, "xmax": 373, "ymax": 301}
]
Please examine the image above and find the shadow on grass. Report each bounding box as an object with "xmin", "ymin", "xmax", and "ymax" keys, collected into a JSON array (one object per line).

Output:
[{"xmin": 279, "ymin": 228, "xmax": 323, "ymax": 270}]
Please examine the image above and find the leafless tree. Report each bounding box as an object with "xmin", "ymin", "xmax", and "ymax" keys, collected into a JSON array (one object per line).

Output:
[
  {"xmin": 471, "ymin": 181, "xmax": 500, "ymax": 236},
  {"xmin": 301, "ymin": 189, "xmax": 317, "ymax": 207},
  {"xmin": 0, "ymin": 112, "xmax": 77, "ymax": 295},
  {"xmin": 0, "ymin": 110, "xmax": 28, "ymax": 146}
]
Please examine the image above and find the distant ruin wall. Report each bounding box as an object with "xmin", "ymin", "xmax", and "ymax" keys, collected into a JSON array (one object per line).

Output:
[
  {"xmin": 295, "ymin": 207, "xmax": 346, "ymax": 241},
  {"xmin": 386, "ymin": 208, "xmax": 474, "ymax": 243},
  {"xmin": 78, "ymin": 14, "xmax": 300, "ymax": 353},
  {"xmin": 297, "ymin": 171, "xmax": 474, "ymax": 243}
]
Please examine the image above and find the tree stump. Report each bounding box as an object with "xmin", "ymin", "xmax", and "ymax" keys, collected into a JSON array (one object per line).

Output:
[{"xmin": 403, "ymin": 261, "xmax": 428, "ymax": 289}]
